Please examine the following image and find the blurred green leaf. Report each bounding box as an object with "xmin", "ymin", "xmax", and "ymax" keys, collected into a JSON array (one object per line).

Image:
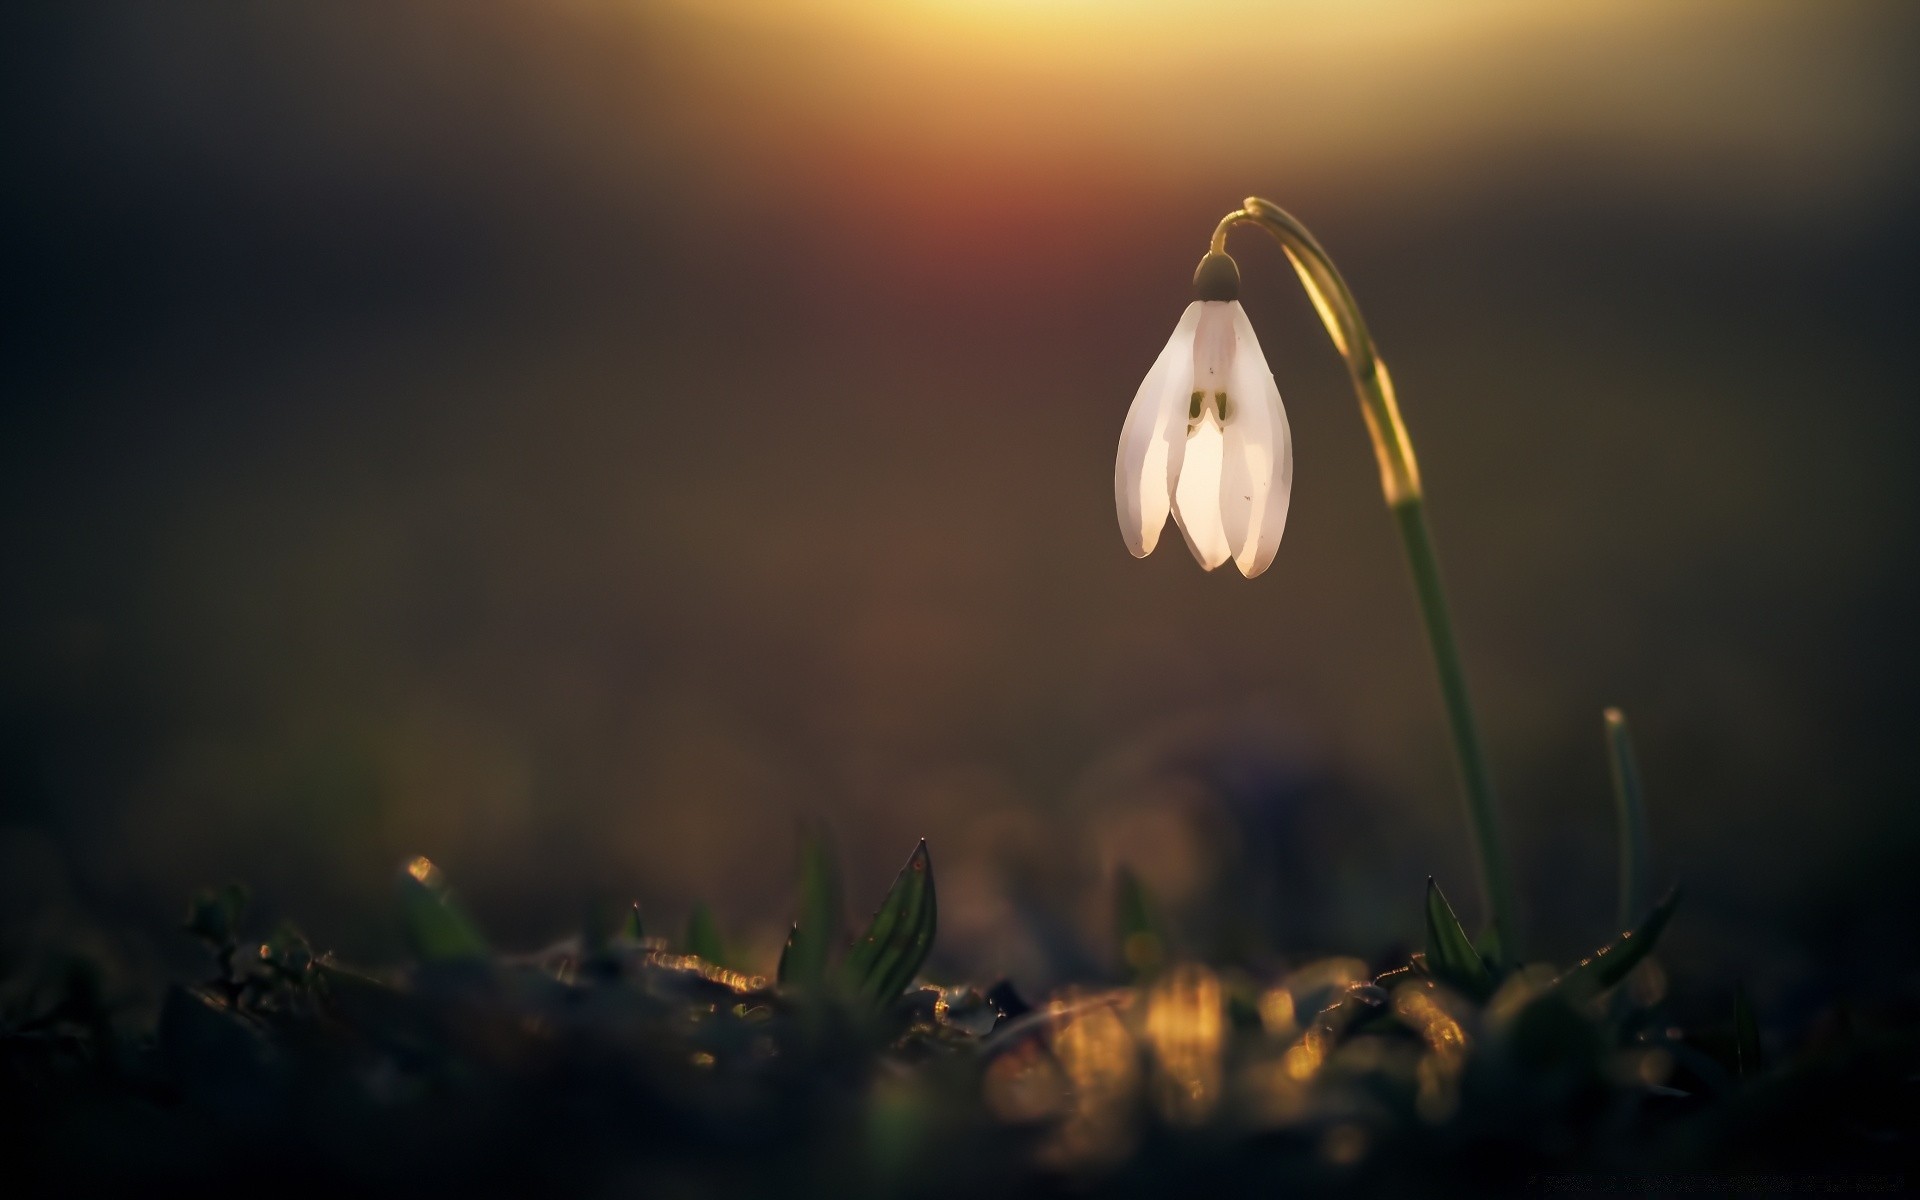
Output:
[
  {"xmin": 1556, "ymin": 886, "xmax": 1681, "ymax": 1000},
  {"xmin": 1734, "ymin": 982, "xmax": 1763, "ymax": 1079},
  {"xmin": 1476, "ymin": 923, "xmax": 1506, "ymax": 972},
  {"xmin": 778, "ymin": 831, "xmax": 844, "ymax": 988},
  {"xmin": 185, "ymin": 882, "xmax": 251, "ymax": 949},
  {"xmin": 1425, "ymin": 878, "xmax": 1493, "ymax": 1000},
  {"xmin": 839, "ymin": 840, "xmax": 936, "ymax": 1012},
  {"xmin": 683, "ymin": 902, "xmax": 728, "ymax": 967},
  {"xmin": 865, "ymin": 1076, "xmax": 932, "ymax": 1186},
  {"xmin": 1605, "ymin": 707, "xmax": 1652, "ymax": 932},
  {"xmin": 396, "ymin": 856, "xmax": 488, "ymax": 963},
  {"xmin": 622, "ymin": 903, "xmax": 645, "ymax": 941},
  {"xmin": 261, "ymin": 922, "xmax": 314, "ymax": 980},
  {"xmin": 1114, "ymin": 865, "xmax": 1167, "ymax": 982}
]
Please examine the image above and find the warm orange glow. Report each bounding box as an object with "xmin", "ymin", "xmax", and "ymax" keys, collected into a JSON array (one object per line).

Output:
[
  {"xmin": 1394, "ymin": 987, "xmax": 1468, "ymax": 1058},
  {"xmin": 1038, "ymin": 994, "xmax": 1139, "ymax": 1168},
  {"xmin": 1240, "ymin": 1057, "xmax": 1310, "ymax": 1127},
  {"xmin": 1283, "ymin": 1034, "xmax": 1327, "ymax": 1082},
  {"xmin": 1259, "ymin": 985, "xmax": 1298, "ymax": 1038},
  {"xmin": 982, "ymin": 1040, "xmax": 1071, "ymax": 1124},
  {"xmin": 1282, "ymin": 958, "xmax": 1371, "ymax": 1014},
  {"xmin": 653, "ymin": 952, "xmax": 768, "ymax": 996},
  {"xmin": 1141, "ymin": 964, "xmax": 1225, "ymax": 1126},
  {"xmin": 638, "ymin": 0, "xmax": 1889, "ymax": 210},
  {"xmin": 1395, "ymin": 986, "xmax": 1471, "ymax": 1123}
]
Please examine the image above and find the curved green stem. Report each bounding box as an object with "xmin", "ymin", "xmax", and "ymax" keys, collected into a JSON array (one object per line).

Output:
[{"xmin": 1215, "ymin": 197, "xmax": 1520, "ymax": 957}]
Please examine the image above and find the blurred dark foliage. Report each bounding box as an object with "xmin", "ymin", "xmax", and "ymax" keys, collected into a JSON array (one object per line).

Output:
[{"xmin": 3, "ymin": 852, "xmax": 1914, "ymax": 1198}]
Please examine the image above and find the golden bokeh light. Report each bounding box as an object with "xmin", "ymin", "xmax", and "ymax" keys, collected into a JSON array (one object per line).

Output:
[
  {"xmin": 640, "ymin": 0, "xmax": 1903, "ymax": 207},
  {"xmin": 1141, "ymin": 963, "xmax": 1226, "ymax": 1126}
]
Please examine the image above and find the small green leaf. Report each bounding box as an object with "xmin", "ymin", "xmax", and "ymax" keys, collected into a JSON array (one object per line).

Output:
[
  {"xmin": 1114, "ymin": 865, "xmax": 1167, "ymax": 981},
  {"xmin": 396, "ymin": 856, "xmax": 488, "ymax": 963},
  {"xmin": 1556, "ymin": 886, "xmax": 1681, "ymax": 1000},
  {"xmin": 1475, "ymin": 923, "xmax": 1506, "ymax": 972},
  {"xmin": 1424, "ymin": 878, "xmax": 1493, "ymax": 1000},
  {"xmin": 839, "ymin": 840, "xmax": 937, "ymax": 1012},
  {"xmin": 1605, "ymin": 708, "xmax": 1652, "ymax": 932},
  {"xmin": 778, "ymin": 830, "xmax": 845, "ymax": 988},
  {"xmin": 260, "ymin": 922, "xmax": 314, "ymax": 979},
  {"xmin": 1734, "ymin": 982, "xmax": 1763, "ymax": 1079},
  {"xmin": 683, "ymin": 902, "xmax": 728, "ymax": 967},
  {"xmin": 622, "ymin": 903, "xmax": 645, "ymax": 941}
]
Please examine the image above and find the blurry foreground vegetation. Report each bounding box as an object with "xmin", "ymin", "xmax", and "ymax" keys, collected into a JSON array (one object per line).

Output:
[{"xmin": 4, "ymin": 837, "xmax": 1915, "ymax": 1198}]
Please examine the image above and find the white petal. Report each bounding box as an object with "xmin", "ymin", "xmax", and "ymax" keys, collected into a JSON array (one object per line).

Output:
[
  {"xmin": 1172, "ymin": 412, "xmax": 1233, "ymax": 570},
  {"xmin": 1190, "ymin": 300, "xmax": 1237, "ymax": 395},
  {"xmin": 1115, "ymin": 303, "xmax": 1201, "ymax": 557},
  {"xmin": 1225, "ymin": 303, "xmax": 1292, "ymax": 578},
  {"xmin": 1218, "ymin": 415, "xmax": 1262, "ymax": 570},
  {"xmin": 1213, "ymin": 305, "xmax": 1261, "ymax": 566}
]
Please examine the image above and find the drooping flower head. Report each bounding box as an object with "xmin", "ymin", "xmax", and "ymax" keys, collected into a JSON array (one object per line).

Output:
[{"xmin": 1115, "ymin": 250, "xmax": 1293, "ymax": 578}]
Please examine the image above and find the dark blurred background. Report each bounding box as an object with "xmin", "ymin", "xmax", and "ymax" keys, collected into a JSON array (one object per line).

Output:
[{"xmin": 4, "ymin": 1, "xmax": 1918, "ymax": 1016}]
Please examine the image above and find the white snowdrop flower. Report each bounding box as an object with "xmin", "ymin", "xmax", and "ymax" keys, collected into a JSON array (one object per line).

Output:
[{"xmin": 1115, "ymin": 251, "xmax": 1293, "ymax": 578}]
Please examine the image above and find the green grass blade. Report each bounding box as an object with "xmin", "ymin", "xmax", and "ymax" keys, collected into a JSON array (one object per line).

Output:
[
  {"xmin": 1734, "ymin": 982, "xmax": 1764, "ymax": 1079},
  {"xmin": 1424, "ymin": 878, "xmax": 1493, "ymax": 1000},
  {"xmin": 622, "ymin": 903, "xmax": 645, "ymax": 941},
  {"xmin": 683, "ymin": 902, "xmax": 728, "ymax": 967},
  {"xmin": 396, "ymin": 856, "xmax": 488, "ymax": 963},
  {"xmin": 1556, "ymin": 886, "xmax": 1681, "ymax": 1000},
  {"xmin": 1114, "ymin": 865, "xmax": 1167, "ymax": 981},
  {"xmin": 776, "ymin": 928, "xmax": 795, "ymax": 982},
  {"xmin": 778, "ymin": 830, "xmax": 844, "ymax": 988},
  {"xmin": 1604, "ymin": 707, "xmax": 1652, "ymax": 932},
  {"xmin": 839, "ymin": 840, "xmax": 936, "ymax": 1012}
]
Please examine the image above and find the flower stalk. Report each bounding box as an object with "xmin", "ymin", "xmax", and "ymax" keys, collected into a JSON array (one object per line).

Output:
[{"xmin": 1213, "ymin": 197, "xmax": 1519, "ymax": 957}]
